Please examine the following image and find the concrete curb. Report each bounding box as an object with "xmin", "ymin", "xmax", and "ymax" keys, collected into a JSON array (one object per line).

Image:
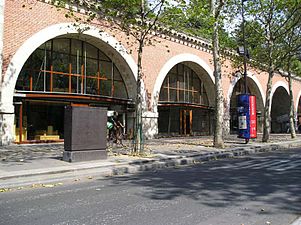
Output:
[
  {"xmin": 71, "ymin": 140, "xmax": 301, "ymax": 177},
  {"xmin": 1, "ymin": 140, "xmax": 301, "ymax": 189},
  {"xmin": 290, "ymin": 216, "xmax": 301, "ymax": 225}
]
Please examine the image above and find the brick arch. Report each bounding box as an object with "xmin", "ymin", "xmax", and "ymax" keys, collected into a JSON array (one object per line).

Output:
[
  {"xmin": 270, "ymin": 81, "xmax": 289, "ymax": 108},
  {"xmin": 227, "ymin": 73, "xmax": 265, "ymax": 133},
  {"xmin": 1, "ymin": 22, "xmax": 138, "ymax": 113},
  {"xmin": 151, "ymin": 53, "xmax": 214, "ymax": 113},
  {"xmin": 227, "ymin": 73, "xmax": 265, "ymax": 108},
  {"xmin": 270, "ymin": 82, "xmax": 290, "ymax": 133}
]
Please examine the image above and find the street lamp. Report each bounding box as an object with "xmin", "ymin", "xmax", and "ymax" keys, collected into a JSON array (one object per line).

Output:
[
  {"xmin": 236, "ymin": 0, "xmax": 257, "ymax": 144},
  {"xmin": 237, "ymin": 0, "xmax": 249, "ymax": 94}
]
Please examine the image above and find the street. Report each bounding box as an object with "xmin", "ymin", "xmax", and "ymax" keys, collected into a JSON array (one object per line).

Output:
[{"xmin": 0, "ymin": 149, "xmax": 300, "ymax": 225}]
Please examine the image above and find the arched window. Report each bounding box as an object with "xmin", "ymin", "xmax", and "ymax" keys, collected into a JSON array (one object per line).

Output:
[
  {"xmin": 158, "ymin": 63, "xmax": 212, "ymax": 136},
  {"xmin": 159, "ymin": 63, "xmax": 209, "ymax": 106},
  {"xmin": 16, "ymin": 38, "xmax": 128, "ymax": 99}
]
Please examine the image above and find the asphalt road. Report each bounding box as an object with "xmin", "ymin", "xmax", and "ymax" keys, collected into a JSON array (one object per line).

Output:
[{"xmin": 0, "ymin": 149, "xmax": 300, "ymax": 225}]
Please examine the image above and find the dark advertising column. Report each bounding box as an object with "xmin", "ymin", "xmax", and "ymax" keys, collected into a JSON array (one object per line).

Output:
[
  {"xmin": 237, "ymin": 94, "xmax": 257, "ymax": 142},
  {"xmin": 63, "ymin": 106, "xmax": 107, "ymax": 162}
]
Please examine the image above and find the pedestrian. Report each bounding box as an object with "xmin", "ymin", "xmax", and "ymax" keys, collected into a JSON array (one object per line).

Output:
[
  {"xmin": 107, "ymin": 113, "xmax": 116, "ymax": 142},
  {"xmin": 115, "ymin": 119, "xmax": 125, "ymax": 146}
]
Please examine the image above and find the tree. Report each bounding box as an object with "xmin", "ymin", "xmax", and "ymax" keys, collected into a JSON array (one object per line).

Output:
[
  {"xmin": 241, "ymin": 0, "xmax": 301, "ymax": 142},
  {"xmin": 277, "ymin": 17, "xmax": 301, "ymax": 138},
  {"xmin": 161, "ymin": 0, "xmax": 227, "ymax": 147},
  {"xmin": 56, "ymin": 0, "xmax": 180, "ymax": 154},
  {"xmin": 162, "ymin": 0, "xmax": 234, "ymax": 148},
  {"xmin": 161, "ymin": 0, "xmax": 236, "ymax": 49},
  {"xmin": 211, "ymin": 0, "xmax": 225, "ymax": 148}
]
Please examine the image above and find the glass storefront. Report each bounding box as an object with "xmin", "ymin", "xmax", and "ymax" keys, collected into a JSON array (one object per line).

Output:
[
  {"xmin": 16, "ymin": 38, "xmax": 128, "ymax": 98},
  {"xmin": 158, "ymin": 63, "xmax": 213, "ymax": 136},
  {"xmin": 14, "ymin": 38, "xmax": 132, "ymax": 143},
  {"xmin": 14, "ymin": 101, "xmax": 65, "ymax": 142}
]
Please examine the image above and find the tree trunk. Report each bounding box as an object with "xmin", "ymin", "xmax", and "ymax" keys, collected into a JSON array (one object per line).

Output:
[
  {"xmin": 262, "ymin": 33, "xmax": 274, "ymax": 143},
  {"xmin": 133, "ymin": 40, "xmax": 144, "ymax": 154},
  {"xmin": 262, "ymin": 70, "xmax": 273, "ymax": 142},
  {"xmin": 212, "ymin": 19, "xmax": 224, "ymax": 148},
  {"xmin": 288, "ymin": 75, "xmax": 296, "ymax": 138}
]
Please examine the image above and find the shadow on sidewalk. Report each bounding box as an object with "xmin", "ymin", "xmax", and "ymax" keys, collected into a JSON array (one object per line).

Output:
[{"xmin": 0, "ymin": 134, "xmax": 300, "ymax": 163}]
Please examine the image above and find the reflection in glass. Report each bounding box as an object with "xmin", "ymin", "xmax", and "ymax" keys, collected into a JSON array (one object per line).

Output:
[
  {"xmin": 16, "ymin": 38, "xmax": 128, "ymax": 99},
  {"xmin": 159, "ymin": 63, "xmax": 208, "ymax": 106}
]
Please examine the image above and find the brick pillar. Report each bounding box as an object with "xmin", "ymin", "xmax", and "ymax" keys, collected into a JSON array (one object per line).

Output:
[
  {"xmin": 0, "ymin": 111, "xmax": 15, "ymax": 146},
  {"xmin": 0, "ymin": 1, "xmax": 15, "ymax": 145},
  {"xmin": 142, "ymin": 111, "xmax": 158, "ymax": 140},
  {"xmin": 0, "ymin": 0, "xmax": 4, "ymax": 76},
  {"xmin": 223, "ymin": 98, "xmax": 231, "ymax": 136}
]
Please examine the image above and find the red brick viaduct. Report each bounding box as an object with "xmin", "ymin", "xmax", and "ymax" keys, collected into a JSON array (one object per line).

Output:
[{"xmin": 0, "ymin": 0, "xmax": 300, "ymax": 144}]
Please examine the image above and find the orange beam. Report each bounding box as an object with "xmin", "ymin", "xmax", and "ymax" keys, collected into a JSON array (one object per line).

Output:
[
  {"xmin": 23, "ymin": 68, "xmax": 107, "ymax": 80},
  {"xmin": 50, "ymin": 65, "xmax": 53, "ymax": 92},
  {"xmin": 71, "ymin": 103, "xmax": 89, "ymax": 107},
  {"xmin": 19, "ymin": 104, "xmax": 23, "ymax": 143},
  {"xmin": 69, "ymin": 64, "xmax": 72, "ymax": 93},
  {"xmin": 97, "ymin": 71, "xmax": 100, "ymax": 95},
  {"xmin": 180, "ymin": 110, "xmax": 183, "ymax": 135},
  {"xmin": 29, "ymin": 74, "xmax": 33, "ymax": 91},
  {"xmin": 158, "ymin": 103, "xmax": 211, "ymax": 109},
  {"xmin": 81, "ymin": 64, "xmax": 84, "ymax": 93},
  {"xmin": 24, "ymin": 93, "xmax": 130, "ymax": 104},
  {"xmin": 189, "ymin": 110, "xmax": 193, "ymax": 135}
]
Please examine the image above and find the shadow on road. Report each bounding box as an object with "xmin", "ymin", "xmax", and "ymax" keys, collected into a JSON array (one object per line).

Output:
[{"xmin": 100, "ymin": 149, "xmax": 301, "ymax": 214}]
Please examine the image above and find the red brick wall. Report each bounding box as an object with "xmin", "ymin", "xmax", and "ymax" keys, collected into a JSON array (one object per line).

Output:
[{"xmin": 3, "ymin": 0, "xmax": 301, "ymax": 110}]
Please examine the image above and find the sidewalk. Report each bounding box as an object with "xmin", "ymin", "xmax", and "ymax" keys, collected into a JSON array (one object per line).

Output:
[{"xmin": 0, "ymin": 134, "xmax": 301, "ymax": 189}]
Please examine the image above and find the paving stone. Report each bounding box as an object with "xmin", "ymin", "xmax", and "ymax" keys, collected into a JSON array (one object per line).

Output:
[{"xmin": 0, "ymin": 134, "xmax": 300, "ymax": 163}]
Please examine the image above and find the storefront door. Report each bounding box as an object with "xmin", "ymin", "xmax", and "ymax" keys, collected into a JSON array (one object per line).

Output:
[{"xmin": 180, "ymin": 109, "xmax": 192, "ymax": 135}]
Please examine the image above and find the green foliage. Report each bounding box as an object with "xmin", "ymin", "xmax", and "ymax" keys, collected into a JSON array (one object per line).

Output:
[
  {"xmin": 100, "ymin": 0, "xmax": 145, "ymax": 28},
  {"xmin": 237, "ymin": 0, "xmax": 301, "ymax": 72},
  {"xmin": 160, "ymin": 0, "xmax": 214, "ymax": 39},
  {"xmin": 292, "ymin": 59, "xmax": 301, "ymax": 77},
  {"xmin": 56, "ymin": 0, "xmax": 179, "ymax": 38},
  {"xmin": 160, "ymin": 0, "xmax": 237, "ymax": 50}
]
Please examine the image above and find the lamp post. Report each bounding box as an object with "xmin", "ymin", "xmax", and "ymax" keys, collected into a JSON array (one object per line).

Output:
[
  {"xmin": 237, "ymin": 0, "xmax": 248, "ymax": 93},
  {"xmin": 242, "ymin": 0, "xmax": 248, "ymax": 94},
  {"xmin": 237, "ymin": 0, "xmax": 257, "ymax": 144}
]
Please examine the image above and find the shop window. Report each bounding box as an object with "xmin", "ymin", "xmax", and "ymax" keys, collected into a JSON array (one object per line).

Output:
[
  {"xmin": 114, "ymin": 81, "xmax": 128, "ymax": 98},
  {"xmin": 179, "ymin": 90, "xmax": 184, "ymax": 102},
  {"xmin": 170, "ymin": 89, "xmax": 177, "ymax": 102},
  {"xmin": 86, "ymin": 77, "xmax": 98, "ymax": 95},
  {"xmin": 16, "ymin": 38, "xmax": 128, "ymax": 99},
  {"xmin": 71, "ymin": 39, "xmax": 82, "ymax": 56},
  {"xmin": 100, "ymin": 61, "xmax": 112, "ymax": 79},
  {"xmin": 158, "ymin": 109, "xmax": 169, "ymax": 133},
  {"xmin": 193, "ymin": 91, "xmax": 201, "ymax": 104},
  {"xmin": 113, "ymin": 66, "xmax": 123, "ymax": 81},
  {"xmin": 84, "ymin": 42, "xmax": 98, "ymax": 59},
  {"xmin": 53, "ymin": 38, "xmax": 70, "ymax": 54},
  {"xmin": 101, "ymin": 80, "xmax": 112, "ymax": 96},
  {"xmin": 52, "ymin": 74, "xmax": 68, "ymax": 92},
  {"xmin": 159, "ymin": 87, "xmax": 168, "ymax": 102},
  {"xmin": 52, "ymin": 52, "xmax": 69, "ymax": 73},
  {"xmin": 86, "ymin": 58, "xmax": 98, "ymax": 77},
  {"xmin": 169, "ymin": 73, "xmax": 177, "ymax": 88},
  {"xmin": 158, "ymin": 63, "xmax": 209, "ymax": 106},
  {"xmin": 32, "ymin": 70, "xmax": 46, "ymax": 91},
  {"xmin": 99, "ymin": 50, "xmax": 111, "ymax": 61}
]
